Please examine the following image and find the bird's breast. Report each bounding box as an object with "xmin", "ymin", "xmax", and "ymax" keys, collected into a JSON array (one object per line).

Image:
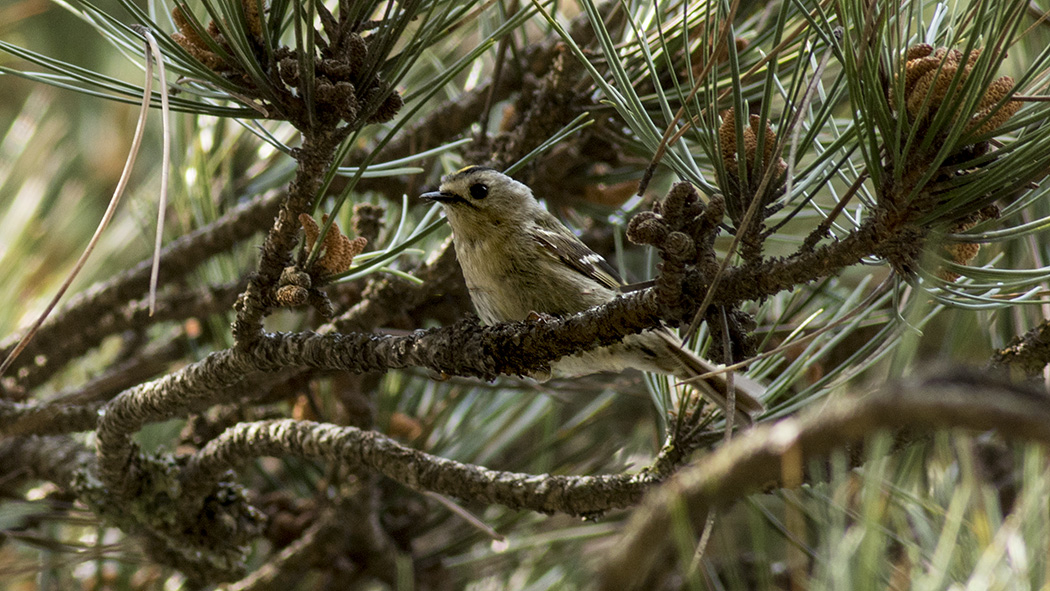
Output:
[
  {"xmin": 452, "ymin": 228, "xmax": 616, "ymax": 324},
  {"xmin": 454, "ymin": 233, "xmax": 533, "ymax": 323}
]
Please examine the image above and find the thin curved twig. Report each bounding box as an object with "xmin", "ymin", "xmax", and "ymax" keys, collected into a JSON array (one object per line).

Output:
[{"xmin": 182, "ymin": 419, "xmax": 653, "ymax": 516}]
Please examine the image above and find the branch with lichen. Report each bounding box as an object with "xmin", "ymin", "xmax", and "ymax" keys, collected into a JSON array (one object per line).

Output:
[
  {"xmin": 992, "ymin": 318, "xmax": 1050, "ymax": 378},
  {"xmin": 91, "ymin": 209, "xmax": 908, "ymax": 509},
  {"xmin": 94, "ymin": 176, "xmax": 931, "ymax": 499},
  {"xmin": 11, "ymin": 4, "xmax": 1050, "ymax": 585},
  {"xmin": 0, "ymin": 434, "xmax": 96, "ymax": 492},
  {"xmin": 181, "ymin": 419, "xmax": 652, "ymax": 517},
  {"xmin": 232, "ymin": 130, "xmax": 353, "ymax": 346},
  {"xmin": 7, "ymin": 194, "xmax": 920, "ymax": 578},
  {"xmin": 598, "ymin": 372, "xmax": 1050, "ymax": 591},
  {"xmin": 96, "ymin": 287, "xmax": 667, "ymax": 485}
]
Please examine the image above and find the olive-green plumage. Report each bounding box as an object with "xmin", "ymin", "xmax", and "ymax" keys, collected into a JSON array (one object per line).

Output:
[{"xmin": 422, "ymin": 166, "xmax": 764, "ymax": 423}]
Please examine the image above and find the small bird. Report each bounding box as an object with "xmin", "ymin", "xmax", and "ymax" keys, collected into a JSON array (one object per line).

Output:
[{"xmin": 421, "ymin": 166, "xmax": 765, "ymax": 424}]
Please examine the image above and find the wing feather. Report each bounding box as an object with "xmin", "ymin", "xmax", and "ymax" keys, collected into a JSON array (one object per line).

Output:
[{"xmin": 532, "ymin": 226, "xmax": 624, "ymax": 291}]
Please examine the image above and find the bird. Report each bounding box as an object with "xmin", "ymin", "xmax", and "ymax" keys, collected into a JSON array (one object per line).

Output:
[{"xmin": 421, "ymin": 165, "xmax": 764, "ymax": 424}]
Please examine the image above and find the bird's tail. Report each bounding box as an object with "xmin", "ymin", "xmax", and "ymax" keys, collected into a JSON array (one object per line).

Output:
[{"xmin": 656, "ymin": 330, "xmax": 766, "ymax": 425}]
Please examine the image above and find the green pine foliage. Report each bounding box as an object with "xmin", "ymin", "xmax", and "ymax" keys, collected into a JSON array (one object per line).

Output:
[{"xmin": 2, "ymin": 0, "xmax": 1050, "ymax": 588}]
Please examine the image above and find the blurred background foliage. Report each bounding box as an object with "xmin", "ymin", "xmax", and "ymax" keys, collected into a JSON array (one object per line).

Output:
[{"xmin": 2, "ymin": 0, "xmax": 1050, "ymax": 588}]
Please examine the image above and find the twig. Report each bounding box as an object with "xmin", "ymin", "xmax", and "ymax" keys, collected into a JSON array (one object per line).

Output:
[
  {"xmin": 0, "ymin": 34, "xmax": 157, "ymax": 380},
  {"xmin": 232, "ymin": 129, "xmax": 351, "ymax": 346},
  {"xmin": 0, "ymin": 195, "xmax": 281, "ymax": 390},
  {"xmin": 182, "ymin": 419, "xmax": 653, "ymax": 516}
]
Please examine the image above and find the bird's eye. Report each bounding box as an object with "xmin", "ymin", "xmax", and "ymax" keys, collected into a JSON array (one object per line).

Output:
[{"xmin": 469, "ymin": 183, "xmax": 488, "ymax": 200}]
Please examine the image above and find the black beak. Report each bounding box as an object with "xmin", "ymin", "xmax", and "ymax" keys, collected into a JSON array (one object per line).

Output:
[{"xmin": 420, "ymin": 190, "xmax": 466, "ymax": 205}]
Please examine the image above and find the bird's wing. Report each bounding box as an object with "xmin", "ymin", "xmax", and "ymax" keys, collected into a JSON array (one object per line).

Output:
[{"xmin": 532, "ymin": 224, "xmax": 624, "ymax": 291}]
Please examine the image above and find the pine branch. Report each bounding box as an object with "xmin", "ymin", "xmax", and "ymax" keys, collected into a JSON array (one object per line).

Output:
[
  {"xmin": 182, "ymin": 419, "xmax": 652, "ymax": 517},
  {"xmin": 600, "ymin": 372, "xmax": 1050, "ymax": 590}
]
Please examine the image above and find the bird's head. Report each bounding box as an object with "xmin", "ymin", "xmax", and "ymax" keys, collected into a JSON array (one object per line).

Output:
[{"xmin": 421, "ymin": 166, "xmax": 540, "ymax": 236}]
